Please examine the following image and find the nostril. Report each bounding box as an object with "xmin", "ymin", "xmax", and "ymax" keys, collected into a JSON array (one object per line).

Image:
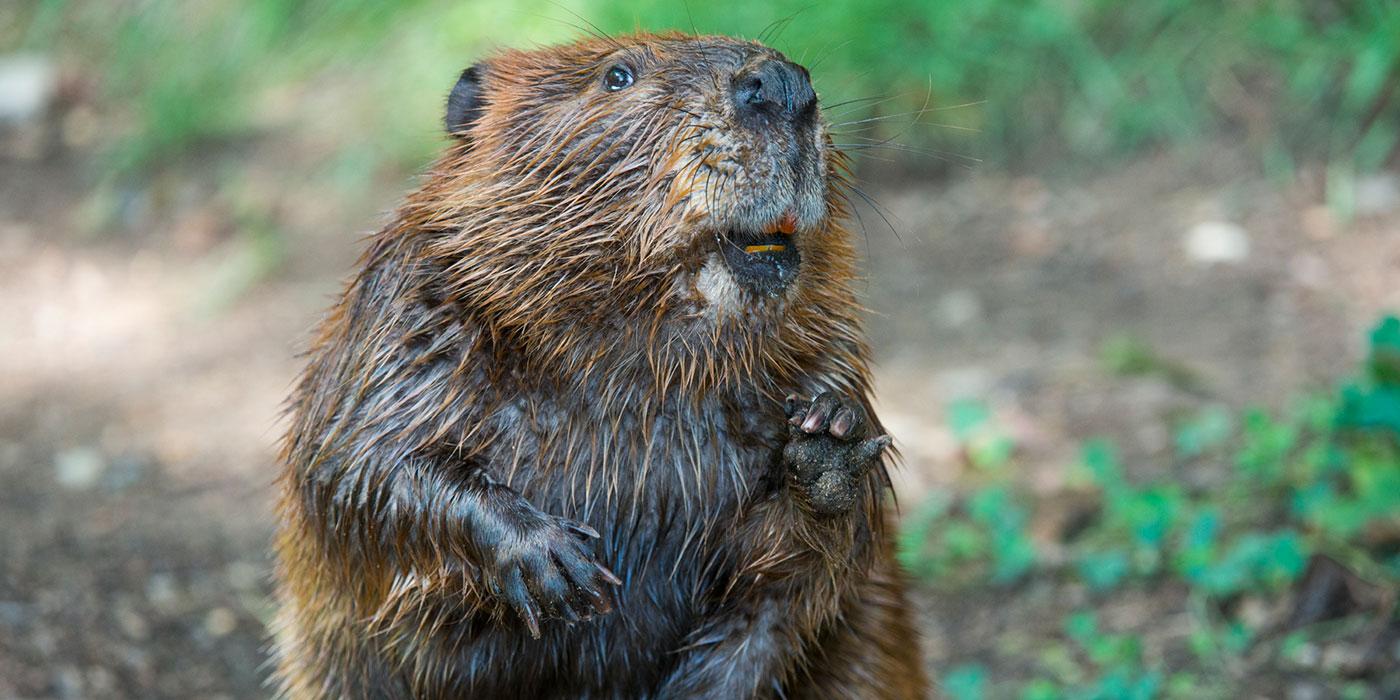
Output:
[
  {"xmin": 732, "ymin": 59, "xmax": 815, "ymax": 122},
  {"xmin": 737, "ymin": 76, "xmax": 765, "ymax": 105}
]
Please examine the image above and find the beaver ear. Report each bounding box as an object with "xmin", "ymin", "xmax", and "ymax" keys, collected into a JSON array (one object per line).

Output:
[{"xmin": 445, "ymin": 64, "xmax": 486, "ymax": 138}]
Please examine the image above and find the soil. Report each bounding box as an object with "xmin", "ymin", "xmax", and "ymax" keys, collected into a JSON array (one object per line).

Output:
[{"xmin": 2, "ymin": 134, "xmax": 1397, "ymax": 697}]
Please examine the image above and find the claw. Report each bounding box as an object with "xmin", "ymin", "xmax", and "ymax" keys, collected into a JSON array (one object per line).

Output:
[
  {"xmin": 559, "ymin": 599, "xmax": 580, "ymax": 623},
  {"xmin": 564, "ymin": 520, "xmax": 601, "ymax": 540},
  {"xmin": 799, "ymin": 392, "xmax": 841, "ymax": 433},
  {"xmin": 829, "ymin": 407, "xmax": 854, "ymax": 438},
  {"xmin": 595, "ymin": 563, "xmax": 622, "ymax": 586},
  {"xmin": 588, "ymin": 578, "xmax": 616, "ymax": 614},
  {"xmin": 504, "ymin": 569, "xmax": 541, "ymax": 639},
  {"xmin": 853, "ymin": 435, "xmax": 893, "ymax": 464}
]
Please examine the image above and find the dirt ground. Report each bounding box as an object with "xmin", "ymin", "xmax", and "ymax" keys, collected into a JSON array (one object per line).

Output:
[{"xmin": 1, "ymin": 132, "xmax": 1397, "ymax": 697}]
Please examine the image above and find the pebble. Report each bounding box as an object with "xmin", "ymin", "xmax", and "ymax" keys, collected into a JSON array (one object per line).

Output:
[
  {"xmin": 1354, "ymin": 172, "xmax": 1400, "ymax": 217},
  {"xmin": 146, "ymin": 573, "xmax": 179, "ymax": 609},
  {"xmin": 115, "ymin": 604, "xmax": 150, "ymax": 641},
  {"xmin": 204, "ymin": 607, "xmax": 238, "ymax": 638},
  {"xmin": 1320, "ymin": 642, "xmax": 1362, "ymax": 672},
  {"xmin": 1184, "ymin": 221, "xmax": 1250, "ymax": 264},
  {"xmin": 53, "ymin": 447, "xmax": 104, "ymax": 490},
  {"xmin": 1287, "ymin": 681, "xmax": 1327, "ymax": 700},
  {"xmin": 225, "ymin": 561, "xmax": 262, "ymax": 592},
  {"xmin": 1237, "ymin": 596, "xmax": 1271, "ymax": 629},
  {"xmin": 0, "ymin": 54, "xmax": 56, "ymax": 123},
  {"xmin": 935, "ymin": 289, "xmax": 982, "ymax": 328},
  {"xmin": 53, "ymin": 665, "xmax": 83, "ymax": 699}
]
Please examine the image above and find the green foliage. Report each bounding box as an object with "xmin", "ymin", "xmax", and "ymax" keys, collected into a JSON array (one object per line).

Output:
[
  {"xmin": 950, "ymin": 399, "xmax": 1017, "ymax": 471},
  {"xmin": 12, "ymin": 0, "xmax": 582, "ymax": 181},
  {"xmin": 582, "ymin": 0, "xmax": 1400, "ymax": 175},
  {"xmin": 943, "ymin": 663, "xmax": 990, "ymax": 700},
  {"xmin": 898, "ymin": 482, "xmax": 1037, "ymax": 584},
  {"xmin": 1005, "ymin": 612, "xmax": 1165, "ymax": 699},
  {"xmin": 1186, "ymin": 530, "xmax": 1308, "ymax": 596},
  {"xmin": 901, "ymin": 315, "xmax": 1400, "ymax": 695},
  {"xmin": 1337, "ymin": 315, "xmax": 1400, "ymax": 435},
  {"xmin": 10, "ymin": 0, "xmax": 1400, "ymax": 184},
  {"xmin": 606, "ymin": 0, "xmax": 1400, "ymax": 174},
  {"xmin": 1098, "ymin": 335, "xmax": 1198, "ymax": 392}
]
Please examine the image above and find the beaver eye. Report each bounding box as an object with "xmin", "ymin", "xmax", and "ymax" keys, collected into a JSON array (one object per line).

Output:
[{"xmin": 603, "ymin": 65, "xmax": 634, "ymax": 91}]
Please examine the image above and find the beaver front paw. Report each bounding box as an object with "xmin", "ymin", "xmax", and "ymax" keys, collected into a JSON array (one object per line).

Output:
[
  {"xmin": 782, "ymin": 392, "xmax": 892, "ymax": 517},
  {"xmin": 484, "ymin": 515, "xmax": 621, "ymax": 638}
]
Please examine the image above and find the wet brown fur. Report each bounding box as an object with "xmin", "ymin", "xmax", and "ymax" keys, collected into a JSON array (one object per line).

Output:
[{"xmin": 271, "ymin": 32, "xmax": 927, "ymax": 699}]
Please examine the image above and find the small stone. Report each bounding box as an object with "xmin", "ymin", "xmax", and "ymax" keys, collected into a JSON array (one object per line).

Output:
[
  {"xmin": 53, "ymin": 447, "xmax": 104, "ymax": 489},
  {"xmin": 204, "ymin": 607, "xmax": 238, "ymax": 638},
  {"xmin": 1320, "ymin": 642, "xmax": 1362, "ymax": 672},
  {"xmin": 54, "ymin": 665, "xmax": 83, "ymax": 700},
  {"xmin": 1238, "ymin": 596, "xmax": 1271, "ymax": 629},
  {"xmin": 115, "ymin": 605, "xmax": 149, "ymax": 641},
  {"xmin": 935, "ymin": 289, "xmax": 982, "ymax": 328},
  {"xmin": 146, "ymin": 573, "xmax": 179, "ymax": 609},
  {"xmin": 0, "ymin": 54, "xmax": 57, "ymax": 123},
  {"xmin": 1287, "ymin": 681, "xmax": 1327, "ymax": 700},
  {"xmin": 225, "ymin": 561, "xmax": 262, "ymax": 592},
  {"xmin": 1184, "ymin": 221, "xmax": 1250, "ymax": 264},
  {"xmin": 1354, "ymin": 173, "xmax": 1400, "ymax": 217}
]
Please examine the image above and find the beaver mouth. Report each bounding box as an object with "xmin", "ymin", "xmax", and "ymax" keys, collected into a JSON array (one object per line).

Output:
[{"xmin": 717, "ymin": 220, "xmax": 801, "ymax": 298}]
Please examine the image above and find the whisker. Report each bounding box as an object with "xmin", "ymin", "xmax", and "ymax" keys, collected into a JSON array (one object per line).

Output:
[
  {"xmin": 831, "ymin": 99, "xmax": 986, "ymax": 126},
  {"xmin": 835, "ymin": 142, "xmax": 981, "ymax": 168},
  {"xmin": 682, "ymin": 0, "xmax": 698, "ymax": 35},
  {"xmin": 842, "ymin": 182, "xmax": 904, "ymax": 246},
  {"xmin": 834, "ymin": 150, "xmax": 898, "ymax": 163},
  {"xmin": 836, "ymin": 134, "xmax": 982, "ymax": 159},
  {"xmin": 807, "ymin": 39, "xmax": 855, "ymax": 71},
  {"xmin": 821, "ymin": 94, "xmax": 900, "ymax": 112},
  {"xmin": 524, "ymin": 12, "xmax": 609, "ymax": 43},
  {"xmin": 543, "ymin": 1, "xmax": 625, "ymax": 50},
  {"xmin": 831, "ymin": 116, "xmax": 979, "ymax": 132},
  {"xmin": 758, "ymin": 8, "xmax": 810, "ymax": 45}
]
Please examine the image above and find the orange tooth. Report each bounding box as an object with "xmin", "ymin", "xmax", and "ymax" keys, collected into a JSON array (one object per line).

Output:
[
  {"xmin": 775, "ymin": 211, "xmax": 798, "ymax": 235},
  {"xmin": 745, "ymin": 244, "xmax": 786, "ymax": 254}
]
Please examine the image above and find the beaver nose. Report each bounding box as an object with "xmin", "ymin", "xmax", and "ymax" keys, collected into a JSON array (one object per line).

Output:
[{"xmin": 732, "ymin": 59, "xmax": 816, "ymax": 123}]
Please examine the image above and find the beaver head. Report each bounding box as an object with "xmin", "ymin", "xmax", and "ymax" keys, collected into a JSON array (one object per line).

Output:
[{"xmin": 413, "ymin": 33, "xmax": 859, "ymax": 383}]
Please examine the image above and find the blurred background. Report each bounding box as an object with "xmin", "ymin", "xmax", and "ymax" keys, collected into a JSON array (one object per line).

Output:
[{"xmin": 2, "ymin": 1, "xmax": 1398, "ymax": 697}]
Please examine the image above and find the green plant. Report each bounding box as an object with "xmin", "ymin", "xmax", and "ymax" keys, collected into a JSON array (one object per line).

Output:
[
  {"xmin": 14, "ymin": 0, "xmax": 1400, "ymax": 186},
  {"xmin": 943, "ymin": 663, "xmax": 990, "ymax": 700},
  {"xmin": 902, "ymin": 315, "xmax": 1400, "ymax": 694}
]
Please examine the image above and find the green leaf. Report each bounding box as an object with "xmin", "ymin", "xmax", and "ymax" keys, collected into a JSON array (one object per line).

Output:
[
  {"xmin": 1081, "ymin": 440, "xmax": 1124, "ymax": 489},
  {"xmin": 1078, "ymin": 550, "xmax": 1131, "ymax": 592},
  {"xmin": 949, "ymin": 400, "xmax": 992, "ymax": 441},
  {"xmin": 1020, "ymin": 679, "xmax": 1063, "ymax": 700},
  {"xmin": 943, "ymin": 664, "xmax": 989, "ymax": 700},
  {"xmin": 1065, "ymin": 611, "xmax": 1098, "ymax": 646},
  {"xmin": 1175, "ymin": 407, "xmax": 1233, "ymax": 458}
]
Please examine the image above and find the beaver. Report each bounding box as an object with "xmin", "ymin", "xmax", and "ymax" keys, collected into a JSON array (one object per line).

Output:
[{"xmin": 270, "ymin": 31, "xmax": 928, "ymax": 698}]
